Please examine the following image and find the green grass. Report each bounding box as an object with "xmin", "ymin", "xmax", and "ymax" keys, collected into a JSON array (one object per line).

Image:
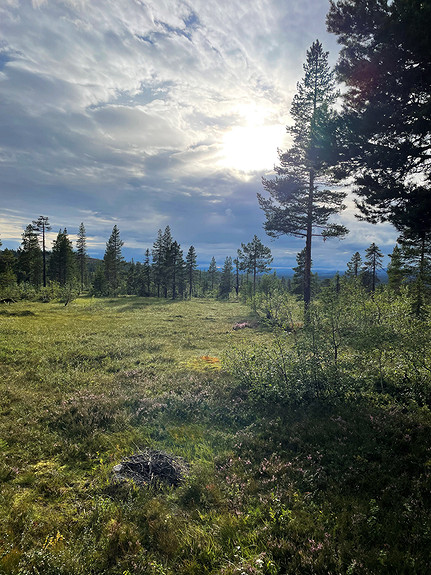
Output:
[{"xmin": 0, "ymin": 296, "xmax": 430, "ymax": 574}]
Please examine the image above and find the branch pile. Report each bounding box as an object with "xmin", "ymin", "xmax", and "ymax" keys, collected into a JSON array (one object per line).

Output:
[{"xmin": 112, "ymin": 449, "xmax": 189, "ymax": 488}]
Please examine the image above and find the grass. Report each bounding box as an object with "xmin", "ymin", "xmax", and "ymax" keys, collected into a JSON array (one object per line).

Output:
[{"xmin": 0, "ymin": 296, "xmax": 430, "ymax": 574}]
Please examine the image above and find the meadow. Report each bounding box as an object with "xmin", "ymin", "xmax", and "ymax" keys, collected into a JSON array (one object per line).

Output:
[{"xmin": 0, "ymin": 295, "xmax": 430, "ymax": 574}]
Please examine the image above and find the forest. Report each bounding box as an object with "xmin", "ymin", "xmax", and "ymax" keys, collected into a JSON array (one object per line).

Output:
[{"xmin": 1, "ymin": 0, "xmax": 431, "ymax": 573}]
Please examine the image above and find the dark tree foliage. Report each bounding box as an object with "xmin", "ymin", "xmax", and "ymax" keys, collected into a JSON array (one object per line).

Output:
[
  {"xmin": 104, "ymin": 225, "xmax": 124, "ymax": 296},
  {"xmin": 259, "ymin": 40, "xmax": 348, "ymax": 307},
  {"xmin": 152, "ymin": 229, "xmax": 164, "ymax": 298},
  {"xmin": 238, "ymin": 235, "xmax": 273, "ymax": 295},
  {"xmin": 345, "ymin": 251, "xmax": 362, "ymax": 279},
  {"xmin": 76, "ymin": 222, "xmax": 88, "ymax": 291},
  {"xmin": 218, "ymin": 256, "xmax": 233, "ymax": 299},
  {"xmin": 0, "ymin": 249, "xmax": 17, "ymax": 289},
  {"xmin": 363, "ymin": 243, "xmax": 384, "ymax": 292},
  {"xmin": 327, "ymin": 0, "xmax": 431, "ymax": 237},
  {"xmin": 143, "ymin": 248, "xmax": 151, "ymax": 296},
  {"xmin": 208, "ymin": 257, "xmax": 218, "ymax": 291},
  {"xmin": 32, "ymin": 216, "xmax": 51, "ymax": 287},
  {"xmin": 18, "ymin": 224, "xmax": 43, "ymax": 286},
  {"xmin": 49, "ymin": 229, "xmax": 76, "ymax": 286},
  {"xmin": 169, "ymin": 240, "xmax": 185, "ymax": 300},
  {"xmin": 387, "ymin": 245, "xmax": 405, "ymax": 293},
  {"xmin": 185, "ymin": 245, "xmax": 197, "ymax": 298}
]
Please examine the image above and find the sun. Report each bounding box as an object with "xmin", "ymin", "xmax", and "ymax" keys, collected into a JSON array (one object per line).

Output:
[{"xmin": 220, "ymin": 121, "xmax": 286, "ymax": 174}]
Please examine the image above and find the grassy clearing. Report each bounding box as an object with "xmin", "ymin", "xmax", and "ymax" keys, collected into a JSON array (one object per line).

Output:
[{"xmin": 0, "ymin": 296, "xmax": 430, "ymax": 574}]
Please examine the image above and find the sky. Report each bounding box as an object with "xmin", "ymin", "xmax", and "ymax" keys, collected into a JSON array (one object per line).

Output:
[{"xmin": 0, "ymin": 0, "xmax": 398, "ymax": 272}]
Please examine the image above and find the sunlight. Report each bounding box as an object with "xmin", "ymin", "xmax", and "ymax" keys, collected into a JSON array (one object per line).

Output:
[{"xmin": 220, "ymin": 121, "xmax": 287, "ymax": 174}]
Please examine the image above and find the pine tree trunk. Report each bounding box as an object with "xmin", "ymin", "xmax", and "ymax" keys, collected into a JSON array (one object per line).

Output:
[{"xmin": 304, "ymin": 170, "xmax": 314, "ymax": 308}]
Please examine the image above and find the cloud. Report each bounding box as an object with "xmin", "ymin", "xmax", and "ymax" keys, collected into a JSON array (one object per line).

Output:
[{"xmin": 0, "ymin": 0, "xmax": 394, "ymax": 270}]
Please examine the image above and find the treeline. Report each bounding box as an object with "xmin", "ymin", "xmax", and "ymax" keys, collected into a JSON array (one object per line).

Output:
[
  {"xmin": 0, "ymin": 219, "xmax": 275, "ymax": 301},
  {"xmin": 2, "ymin": 216, "xmax": 429, "ymax": 310}
]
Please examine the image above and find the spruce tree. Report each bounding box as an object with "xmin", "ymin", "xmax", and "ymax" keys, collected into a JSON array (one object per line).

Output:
[
  {"xmin": 143, "ymin": 248, "xmax": 152, "ymax": 296},
  {"xmin": 345, "ymin": 252, "xmax": 362, "ymax": 279},
  {"xmin": 104, "ymin": 225, "xmax": 124, "ymax": 296},
  {"xmin": 387, "ymin": 245, "xmax": 405, "ymax": 293},
  {"xmin": 208, "ymin": 257, "xmax": 218, "ymax": 291},
  {"xmin": 18, "ymin": 224, "xmax": 43, "ymax": 286},
  {"xmin": 49, "ymin": 229, "xmax": 76, "ymax": 286},
  {"xmin": 259, "ymin": 40, "xmax": 347, "ymax": 308},
  {"xmin": 239, "ymin": 235, "xmax": 273, "ymax": 295},
  {"xmin": 152, "ymin": 229, "xmax": 164, "ymax": 297},
  {"xmin": 219, "ymin": 256, "xmax": 233, "ymax": 299},
  {"xmin": 76, "ymin": 222, "xmax": 88, "ymax": 291},
  {"xmin": 32, "ymin": 216, "xmax": 51, "ymax": 288},
  {"xmin": 363, "ymin": 243, "xmax": 383, "ymax": 292},
  {"xmin": 185, "ymin": 245, "xmax": 197, "ymax": 298}
]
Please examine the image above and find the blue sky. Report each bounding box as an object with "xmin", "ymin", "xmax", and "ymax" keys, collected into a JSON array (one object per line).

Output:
[{"xmin": 0, "ymin": 0, "xmax": 398, "ymax": 271}]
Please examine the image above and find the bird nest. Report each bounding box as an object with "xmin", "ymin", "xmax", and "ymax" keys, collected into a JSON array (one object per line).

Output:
[{"xmin": 112, "ymin": 449, "xmax": 189, "ymax": 488}]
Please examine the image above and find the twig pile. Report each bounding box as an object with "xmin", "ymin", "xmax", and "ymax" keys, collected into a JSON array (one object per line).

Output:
[{"xmin": 112, "ymin": 449, "xmax": 189, "ymax": 488}]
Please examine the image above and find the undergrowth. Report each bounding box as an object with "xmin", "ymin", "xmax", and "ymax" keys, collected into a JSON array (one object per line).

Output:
[{"xmin": 0, "ymin": 295, "xmax": 430, "ymax": 574}]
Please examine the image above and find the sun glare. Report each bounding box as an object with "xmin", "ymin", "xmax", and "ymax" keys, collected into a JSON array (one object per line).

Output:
[{"xmin": 220, "ymin": 122, "xmax": 286, "ymax": 173}]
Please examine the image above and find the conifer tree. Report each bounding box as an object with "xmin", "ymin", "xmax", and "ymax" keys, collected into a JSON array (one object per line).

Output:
[
  {"xmin": 170, "ymin": 241, "xmax": 185, "ymax": 300},
  {"xmin": 387, "ymin": 245, "xmax": 405, "ymax": 293},
  {"xmin": 239, "ymin": 235, "xmax": 273, "ymax": 295},
  {"xmin": 208, "ymin": 257, "xmax": 218, "ymax": 291},
  {"xmin": 219, "ymin": 256, "xmax": 233, "ymax": 299},
  {"xmin": 291, "ymin": 248, "xmax": 307, "ymax": 296},
  {"xmin": 327, "ymin": 0, "xmax": 431, "ymax": 237},
  {"xmin": 49, "ymin": 229, "xmax": 76, "ymax": 286},
  {"xmin": 259, "ymin": 40, "xmax": 347, "ymax": 307},
  {"xmin": 345, "ymin": 252, "xmax": 362, "ymax": 279},
  {"xmin": 32, "ymin": 216, "xmax": 51, "ymax": 288},
  {"xmin": 143, "ymin": 248, "xmax": 151, "ymax": 296},
  {"xmin": 161, "ymin": 226, "xmax": 173, "ymax": 298},
  {"xmin": 76, "ymin": 222, "xmax": 88, "ymax": 291},
  {"xmin": 0, "ymin": 249, "xmax": 17, "ymax": 290},
  {"xmin": 152, "ymin": 229, "xmax": 164, "ymax": 297},
  {"xmin": 185, "ymin": 245, "xmax": 197, "ymax": 298},
  {"xmin": 18, "ymin": 224, "xmax": 43, "ymax": 286},
  {"xmin": 363, "ymin": 243, "xmax": 383, "ymax": 293},
  {"xmin": 104, "ymin": 225, "xmax": 124, "ymax": 296}
]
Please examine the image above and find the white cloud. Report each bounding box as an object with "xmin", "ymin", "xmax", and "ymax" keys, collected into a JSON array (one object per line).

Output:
[{"xmin": 0, "ymin": 0, "xmax": 392, "ymax": 269}]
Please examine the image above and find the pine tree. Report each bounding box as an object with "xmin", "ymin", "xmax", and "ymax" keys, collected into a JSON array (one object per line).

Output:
[
  {"xmin": 219, "ymin": 256, "xmax": 233, "ymax": 299},
  {"xmin": 345, "ymin": 252, "xmax": 362, "ymax": 279},
  {"xmin": 0, "ymin": 249, "xmax": 17, "ymax": 290},
  {"xmin": 170, "ymin": 241, "xmax": 185, "ymax": 300},
  {"xmin": 76, "ymin": 222, "xmax": 88, "ymax": 291},
  {"xmin": 18, "ymin": 224, "xmax": 43, "ymax": 286},
  {"xmin": 104, "ymin": 225, "xmax": 124, "ymax": 296},
  {"xmin": 161, "ymin": 226, "xmax": 173, "ymax": 298},
  {"xmin": 387, "ymin": 245, "xmax": 405, "ymax": 293},
  {"xmin": 152, "ymin": 229, "xmax": 164, "ymax": 297},
  {"xmin": 92, "ymin": 264, "xmax": 107, "ymax": 297},
  {"xmin": 143, "ymin": 248, "xmax": 152, "ymax": 296},
  {"xmin": 32, "ymin": 216, "xmax": 51, "ymax": 288},
  {"xmin": 327, "ymin": 0, "xmax": 431, "ymax": 237},
  {"xmin": 238, "ymin": 235, "xmax": 273, "ymax": 295},
  {"xmin": 208, "ymin": 257, "xmax": 218, "ymax": 291},
  {"xmin": 291, "ymin": 248, "xmax": 307, "ymax": 296},
  {"xmin": 185, "ymin": 245, "xmax": 197, "ymax": 298},
  {"xmin": 259, "ymin": 40, "xmax": 347, "ymax": 307},
  {"xmin": 362, "ymin": 243, "xmax": 383, "ymax": 292},
  {"xmin": 49, "ymin": 229, "xmax": 76, "ymax": 286}
]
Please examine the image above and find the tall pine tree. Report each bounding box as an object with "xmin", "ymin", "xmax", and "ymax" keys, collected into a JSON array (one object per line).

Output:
[
  {"xmin": 76, "ymin": 222, "xmax": 88, "ymax": 291},
  {"xmin": 49, "ymin": 229, "xmax": 76, "ymax": 286},
  {"xmin": 104, "ymin": 225, "xmax": 124, "ymax": 296},
  {"xmin": 259, "ymin": 40, "xmax": 347, "ymax": 307},
  {"xmin": 185, "ymin": 245, "xmax": 197, "ymax": 298}
]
